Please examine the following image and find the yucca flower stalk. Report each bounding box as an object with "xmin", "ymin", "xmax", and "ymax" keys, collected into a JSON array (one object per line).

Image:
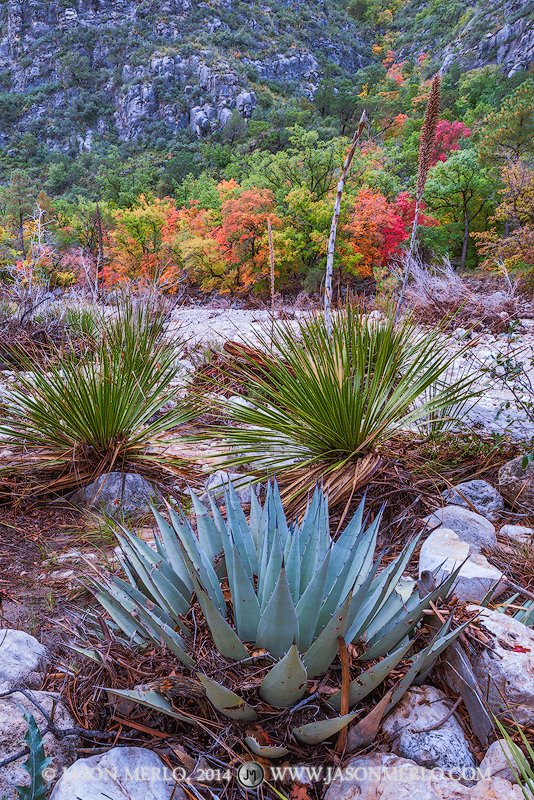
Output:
[
  {"xmin": 324, "ymin": 110, "xmax": 367, "ymax": 337},
  {"xmin": 396, "ymin": 73, "xmax": 441, "ymax": 317}
]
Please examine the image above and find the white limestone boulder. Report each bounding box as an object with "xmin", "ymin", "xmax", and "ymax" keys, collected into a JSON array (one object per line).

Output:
[
  {"xmin": 479, "ymin": 739, "xmax": 522, "ymax": 784},
  {"xmin": 468, "ymin": 605, "xmax": 534, "ymax": 723},
  {"xmin": 381, "ymin": 685, "xmax": 476, "ymax": 778},
  {"xmin": 419, "ymin": 528, "xmax": 505, "ymax": 603},
  {"xmin": 323, "ymin": 753, "xmax": 530, "ymax": 800},
  {"xmin": 0, "ymin": 629, "xmax": 47, "ymax": 691},
  {"xmin": 49, "ymin": 747, "xmax": 187, "ymax": 800},
  {"xmin": 423, "ymin": 506, "xmax": 497, "ymax": 553},
  {"xmin": 0, "ymin": 691, "xmax": 77, "ymax": 800}
]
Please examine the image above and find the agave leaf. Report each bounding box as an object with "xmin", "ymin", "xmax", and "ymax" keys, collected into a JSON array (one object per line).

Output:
[
  {"xmin": 67, "ymin": 644, "xmax": 103, "ymax": 664},
  {"xmin": 114, "ymin": 548, "xmax": 140, "ymax": 588},
  {"xmin": 362, "ymin": 577, "xmax": 417, "ymax": 643},
  {"xmin": 385, "ymin": 620, "xmax": 468, "ymax": 715},
  {"xmin": 295, "ymin": 546, "xmax": 332, "ymax": 651},
  {"xmin": 259, "ymin": 524, "xmax": 283, "ymax": 612},
  {"xmin": 168, "ymin": 506, "xmax": 227, "ymax": 614},
  {"xmin": 292, "ymin": 713, "xmax": 357, "ymax": 745},
  {"xmin": 297, "ymin": 487, "xmax": 319, "ymax": 568},
  {"xmin": 256, "ymin": 567, "xmax": 299, "ymax": 659},
  {"xmin": 230, "ymin": 544, "xmax": 261, "ymax": 643},
  {"xmin": 151, "ymin": 505, "xmax": 194, "ymax": 591},
  {"xmin": 244, "ymin": 736, "xmax": 289, "ymax": 758},
  {"xmin": 412, "ymin": 619, "xmax": 471, "ymax": 686},
  {"xmin": 209, "ymin": 494, "xmax": 228, "ymax": 537},
  {"xmin": 272, "ymin": 477, "xmax": 290, "ymax": 550},
  {"xmin": 134, "ymin": 603, "xmax": 195, "ymax": 667},
  {"xmin": 346, "ymin": 534, "xmax": 421, "ymax": 643},
  {"xmin": 194, "ymin": 580, "xmax": 250, "ymax": 661},
  {"xmin": 190, "ymin": 490, "xmax": 224, "ymax": 567},
  {"xmin": 316, "ymin": 517, "xmax": 381, "ymax": 633},
  {"xmin": 259, "ymin": 644, "xmax": 308, "ymax": 708},
  {"xmin": 325, "ymin": 495, "xmax": 366, "ymax": 589},
  {"xmin": 284, "ymin": 527, "xmax": 301, "ymax": 605},
  {"xmin": 346, "ymin": 691, "xmax": 392, "ymax": 752},
  {"xmin": 197, "ymin": 674, "xmax": 258, "ymax": 720},
  {"xmin": 116, "ymin": 522, "xmax": 190, "ymax": 597},
  {"xmin": 361, "ymin": 568, "xmax": 462, "ymax": 661},
  {"xmin": 225, "ymin": 482, "xmax": 258, "ymax": 576},
  {"xmin": 303, "ymin": 593, "xmax": 352, "ymax": 679},
  {"xmin": 248, "ymin": 487, "xmax": 263, "ymax": 550},
  {"xmin": 92, "ymin": 588, "xmax": 151, "ymax": 646},
  {"xmin": 113, "ymin": 529, "xmax": 191, "ymax": 618},
  {"xmin": 329, "ymin": 639, "xmax": 414, "ymax": 710},
  {"xmin": 257, "ymin": 495, "xmax": 273, "ymax": 606},
  {"xmin": 106, "ymin": 537, "xmax": 190, "ymax": 627},
  {"xmin": 110, "ymin": 575, "xmax": 191, "ymax": 637},
  {"xmin": 299, "ymin": 501, "xmax": 321, "ymax": 593},
  {"xmin": 107, "ymin": 688, "xmax": 196, "ymax": 725}
]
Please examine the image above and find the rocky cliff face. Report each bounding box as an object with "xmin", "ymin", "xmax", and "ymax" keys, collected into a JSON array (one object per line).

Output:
[
  {"xmin": 395, "ymin": 0, "xmax": 534, "ymax": 77},
  {"xmin": 0, "ymin": 0, "xmax": 366, "ymax": 149}
]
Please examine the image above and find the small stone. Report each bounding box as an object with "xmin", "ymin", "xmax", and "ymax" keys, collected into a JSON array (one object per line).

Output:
[
  {"xmin": 71, "ymin": 472, "xmax": 157, "ymax": 518},
  {"xmin": 49, "ymin": 747, "xmax": 186, "ymax": 800},
  {"xmin": 423, "ymin": 505, "xmax": 497, "ymax": 553},
  {"xmin": 418, "ymin": 528, "xmax": 505, "ymax": 603},
  {"xmin": 480, "ymin": 739, "xmax": 522, "ymax": 784},
  {"xmin": 441, "ymin": 480, "xmax": 504, "ymax": 522},
  {"xmin": 0, "ymin": 629, "xmax": 47, "ymax": 692},
  {"xmin": 381, "ymin": 685, "xmax": 476, "ymax": 778},
  {"xmin": 500, "ymin": 524, "xmax": 534, "ymax": 544},
  {"xmin": 499, "ymin": 456, "xmax": 534, "ymax": 508}
]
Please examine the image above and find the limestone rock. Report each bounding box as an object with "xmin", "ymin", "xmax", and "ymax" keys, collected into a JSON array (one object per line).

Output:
[
  {"xmin": 418, "ymin": 528, "xmax": 505, "ymax": 603},
  {"xmin": 480, "ymin": 739, "xmax": 522, "ymax": 784},
  {"xmin": 468, "ymin": 605, "xmax": 534, "ymax": 722},
  {"xmin": 423, "ymin": 506, "xmax": 497, "ymax": 553},
  {"xmin": 71, "ymin": 472, "xmax": 157, "ymax": 517},
  {"xmin": 500, "ymin": 524, "xmax": 534, "ymax": 544},
  {"xmin": 0, "ymin": 629, "xmax": 47, "ymax": 691},
  {"xmin": 499, "ymin": 456, "xmax": 534, "ymax": 508},
  {"xmin": 49, "ymin": 747, "xmax": 187, "ymax": 800},
  {"xmin": 441, "ymin": 480, "xmax": 504, "ymax": 522},
  {"xmin": 381, "ymin": 685, "xmax": 476, "ymax": 778},
  {"xmin": 0, "ymin": 691, "xmax": 77, "ymax": 800},
  {"xmin": 323, "ymin": 753, "xmax": 529, "ymax": 800}
]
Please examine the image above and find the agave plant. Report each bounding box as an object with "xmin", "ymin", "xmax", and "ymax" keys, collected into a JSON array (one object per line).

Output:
[
  {"xmin": 207, "ymin": 305, "xmax": 480, "ymax": 511},
  {"xmin": 0, "ymin": 297, "xmax": 197, "ymax": 496},
  {"xmin": 85, "ymin": 480, "xmax": 465, "ymax": 747}
]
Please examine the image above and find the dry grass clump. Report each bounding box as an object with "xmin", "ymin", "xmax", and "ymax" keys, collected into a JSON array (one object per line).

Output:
[{"xmin": 393, "ymin": 253, "xmax": 518, "ymax": 332}]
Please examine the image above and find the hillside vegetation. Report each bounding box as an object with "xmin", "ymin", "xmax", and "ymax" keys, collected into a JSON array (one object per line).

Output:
[{"xmin": 0, "ymin": 0, "xmax": 532, "ymax": 295}]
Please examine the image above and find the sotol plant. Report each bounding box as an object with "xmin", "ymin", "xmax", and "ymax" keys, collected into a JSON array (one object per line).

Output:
[
  {"xmin": 85, "ymin": 481, "xmax": 464, "ymax": 747},
  {"xmin": 0, "ymin": 297, "xmax": 197, "ymax": 496}
]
